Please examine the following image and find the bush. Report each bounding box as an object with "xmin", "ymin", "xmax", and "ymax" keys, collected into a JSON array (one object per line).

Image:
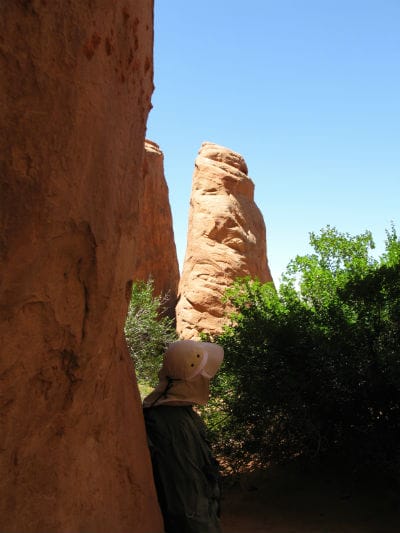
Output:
[
  {"xmin": 208, "ymin": 225, "xmax": 400, "ymax": 476},
  {"xmin": 124, "ymin": 279, "xmax": 177, "ymax": 389}
]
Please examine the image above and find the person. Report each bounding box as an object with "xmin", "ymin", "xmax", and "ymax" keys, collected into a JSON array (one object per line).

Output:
[{"xmin": 143, "ymin": 339, "xmax": 224, "ymax": 533}]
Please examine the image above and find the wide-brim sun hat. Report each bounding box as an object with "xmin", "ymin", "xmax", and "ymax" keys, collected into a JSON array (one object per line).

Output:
[{"xmin": 162, "ymin": 340, "xmax": 224, "ymax": 381}]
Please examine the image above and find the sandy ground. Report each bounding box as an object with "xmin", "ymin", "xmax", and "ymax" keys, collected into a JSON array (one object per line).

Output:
[{"xmin": 220, "ymin": 463, "xmax": 400, "ymax": 533}]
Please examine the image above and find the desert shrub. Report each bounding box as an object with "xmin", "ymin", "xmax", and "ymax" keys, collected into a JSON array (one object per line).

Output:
[
  {"xmin": 124, "ymin": 279, "xmax": 177, "ymax": 389},
  {"xmin": 208, "ymin": 225, "xmax": 400, "ymax": 476}
]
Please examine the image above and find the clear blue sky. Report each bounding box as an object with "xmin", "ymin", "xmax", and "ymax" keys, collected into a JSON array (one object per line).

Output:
[{"xmin": 146, "ymin": 0, "xmax": 400, "ymax": 284}]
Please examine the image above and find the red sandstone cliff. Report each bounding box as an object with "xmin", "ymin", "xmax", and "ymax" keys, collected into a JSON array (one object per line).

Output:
[
  {"xmin": 0, "ymin": 2, "xmax": 163, "ymax": 532},
  {"xmin": 133, "ymin": 140, "xmax": 179, "ymax": 317},
  {"xmin": 176, "ymin": 142, "xmax": 273, "ymax": 340}
]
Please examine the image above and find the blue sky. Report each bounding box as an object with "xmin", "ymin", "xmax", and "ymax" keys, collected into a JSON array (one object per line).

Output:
[{"xmin": 146, "ymin": 0, "xmax": 400, "ymax": 284}]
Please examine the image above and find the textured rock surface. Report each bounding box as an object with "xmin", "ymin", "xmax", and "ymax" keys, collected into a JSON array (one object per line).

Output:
[
  {"xmin": 0, "ymin": 2, "xmax": 163, "ymax": 533},
  {"xmin": 133, "ymin": 140, "xmax": 179, "ymax": 317},
  {"xmin": 176, "ymin": 142, "xmax": 273, "ymax": 340}
]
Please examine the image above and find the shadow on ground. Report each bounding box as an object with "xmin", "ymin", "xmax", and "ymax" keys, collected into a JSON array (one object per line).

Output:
[{"xmin": 220, "ymin": 462, "xmax": 400, "ymax": 533}]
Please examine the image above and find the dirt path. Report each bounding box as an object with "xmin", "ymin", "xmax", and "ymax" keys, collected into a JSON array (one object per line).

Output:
[{"xmin": 220, "ymin": 464, "xmax": 400, "ymax": 533}]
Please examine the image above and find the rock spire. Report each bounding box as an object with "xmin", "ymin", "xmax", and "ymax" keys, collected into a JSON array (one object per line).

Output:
[
  {"xmin": 176, "ymin": 142, "xmax": 273, "ymax": 340},
  {"xmin": 133, "ymin": 140, "xmax": 179, "ymax": 318}
]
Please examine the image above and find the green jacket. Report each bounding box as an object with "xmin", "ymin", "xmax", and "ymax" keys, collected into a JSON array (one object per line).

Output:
[{"xmin": 143, "ymin": 405, "xmax": 221, "ymax": 533}]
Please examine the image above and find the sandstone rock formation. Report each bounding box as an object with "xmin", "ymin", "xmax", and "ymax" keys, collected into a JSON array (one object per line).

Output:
[
  {"xmin": 176, "ymin": 142, "xmax": 273, "ymax": 340},
  {"xmin": 133, "ymin": 140, "xmax": 179, "ymax": 318},
  {"xmin": 0, "ymin": 3, "xmax": 163, "ymax": 533}
]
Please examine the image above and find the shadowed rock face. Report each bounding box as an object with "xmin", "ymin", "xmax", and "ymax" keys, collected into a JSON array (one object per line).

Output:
[
  {"xmin": 133, "ymin": 140, "xmax": 179, "ymax": 318},
  {"xmin": 0, "ymin": 2, "xmax": 163, "ymax": 533},
  {"xmin": 176, "ymin": 142, "xmax": 273, "ymax": 340}
]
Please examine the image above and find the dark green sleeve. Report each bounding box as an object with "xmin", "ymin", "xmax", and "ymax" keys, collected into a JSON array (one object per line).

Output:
[{"xmin": 144, "ymin": 406, "xmax": 221, "ymax": 533}]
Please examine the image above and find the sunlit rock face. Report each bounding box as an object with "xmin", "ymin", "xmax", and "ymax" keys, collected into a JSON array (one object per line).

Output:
[
  {"xmin": 0, "ymin": 2, "xmax": 163, "ymax": 532},
  {"xmin": 133, "ymin": 140, "xmax": 179, "ymax": 318},
  {"xmin": 176, "ymin": 142, "xmax": 273, "ymax": 340}
]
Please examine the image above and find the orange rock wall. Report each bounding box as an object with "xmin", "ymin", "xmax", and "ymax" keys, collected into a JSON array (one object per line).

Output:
[
  {"xmin": 133, "ymin": 140, "xmax": 179, "ymax": 318},
  {"xmin": 0, "ymin": 2, "xmax": 163, "ymax": 532},
  {"xmin": 176, "ymin": 142, "xmax": 273, "ymax": 340}
]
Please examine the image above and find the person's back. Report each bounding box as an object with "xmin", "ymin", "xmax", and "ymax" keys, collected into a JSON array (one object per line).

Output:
[
  {"xmin": 144, "ymin": 405, "xmax": 221, "ymax": 533},
  {"xmin": 143, "ymin": 340, "xmax": 224, "ymax": 533}
]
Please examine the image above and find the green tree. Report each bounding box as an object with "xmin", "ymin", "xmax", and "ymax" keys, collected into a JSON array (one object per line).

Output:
[
  {"xmin": 124, "ymin": 279, "xmax": 177, "ymax": 390},
  {"xmin": 209, "ymin": 225, "xmax": 400, "ymax": 475}
]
